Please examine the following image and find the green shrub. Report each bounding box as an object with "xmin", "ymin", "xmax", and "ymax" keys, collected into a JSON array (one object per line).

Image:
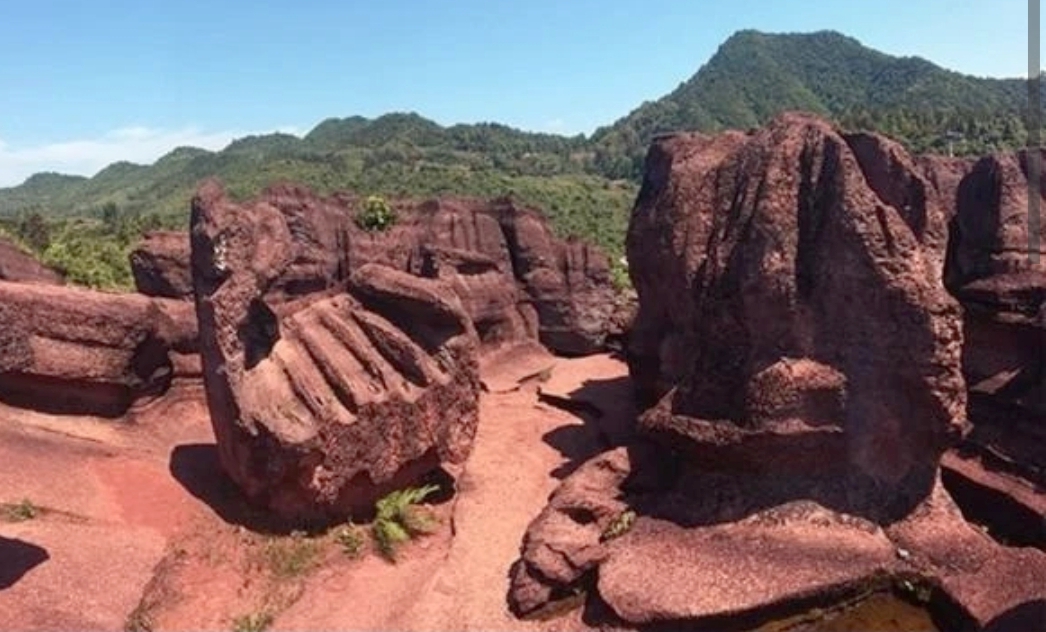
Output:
[
  {"xmin": 372, "ymin": 484, "xmax": 440, "ymax": 562},
  {"xmin": 334, "ymin": 523, "xmax": 366, "ymax": 558},
  {"xmin": 609, "ymin": 258, "xmax": 632, "ymax": 292},
  {"xmin": 355, "ymin": 195, "xmax": 396, "ymax": 232}
]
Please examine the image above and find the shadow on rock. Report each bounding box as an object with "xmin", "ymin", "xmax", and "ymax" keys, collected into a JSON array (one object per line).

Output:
[
  {"xmin": 170, "ymin": 443, "xmax": 458, "ymax": 533},
  {"xmin": 0, "ymin": 536, "xmax": 49, "ymax": 589}
]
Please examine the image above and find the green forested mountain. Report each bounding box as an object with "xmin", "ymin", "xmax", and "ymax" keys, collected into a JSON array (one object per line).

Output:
[
  {"xmin": 0, "ymin": 29, "xmax": 1040, "ymax": 289},
  {"xmin": 591, "ymin": 30, "xmax": 1043, "ymax": 177}
]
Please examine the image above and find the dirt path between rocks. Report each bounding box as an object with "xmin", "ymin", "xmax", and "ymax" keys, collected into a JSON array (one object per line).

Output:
[{"xmin": 0, "ymin": 355, "xmax": 632, "ymax": 632}]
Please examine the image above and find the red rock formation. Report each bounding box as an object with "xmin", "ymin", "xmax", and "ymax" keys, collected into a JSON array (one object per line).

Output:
[
  {"xmin": 0, "ymin": 280, "xmax": 198, "ymax": 417},
  {"xmin": 150, "ymin": 185, "xmax": 616, "ymax": 356},
  {"xmin": 191, "ymin": 181, "xmax": 482, "ymax": 523},
  {"xmin": 937, "ymin": 149, "xmax": 1046, "ymax": 543},
  {"xmin": 0, "ymin": 236, "xmax": 62, "ymax": 284},
  {"xmin": 627, "ymin": 114, "xmax": 965, "ymax": 498},
  {"xmin": 511, "ymin": 114, "xmax": 1046, "ymax": 627},
  {"xmin": 130, "ymin": 231, "xmax": 193, "ymax": 299}
]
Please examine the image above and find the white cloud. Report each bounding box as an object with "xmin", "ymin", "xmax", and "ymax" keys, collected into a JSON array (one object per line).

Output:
[
  {"xmin": 544, "ymin": 118, "xmax": 567, "ymax": 132},
  {"xmin": 0, "ymin": 124, "xmax": 303, "ymax": 188}
]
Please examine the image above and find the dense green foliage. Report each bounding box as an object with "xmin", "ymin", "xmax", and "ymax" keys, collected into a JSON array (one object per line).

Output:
[
  {"xmin": 591, "ymin": 30, "xmax": 1044, "ymax": 178},
  {"xmin": 355, "ymin": 195, "xmax": 397, "ymax": 232},
  {"xmin": 1, "ymin": 206, "xmax": 173, "ymax": 290},
  {"xmin": 0, "ymin": 29, "xmax": 1039, "ymax": 290},
  {"xmin": 0, "ymin": 113, "xmax": 636, "ymax": 279}
]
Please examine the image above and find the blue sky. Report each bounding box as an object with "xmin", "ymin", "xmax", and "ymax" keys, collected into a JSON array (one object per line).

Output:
[{"xmin": 0, "ymin": 0, "xmax": 1038, "ymax": 186}]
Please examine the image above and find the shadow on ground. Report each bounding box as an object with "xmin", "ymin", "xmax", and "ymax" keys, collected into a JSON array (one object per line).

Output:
[
  {"xmin": 168, "ymin": 443, "xmax": 292, "ymax": 533},
  {"xmin": 0, "ymin": 536, "xmax": 49, "ymax": 590},
  {"xmin": 539, "ymin": 375, "xmax": 637, "ymax": 479}
]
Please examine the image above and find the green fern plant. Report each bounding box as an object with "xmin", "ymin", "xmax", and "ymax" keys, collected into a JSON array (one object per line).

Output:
[{"xmin": 372, "ymin": 484, "xmax": 440, "ymax": 562}]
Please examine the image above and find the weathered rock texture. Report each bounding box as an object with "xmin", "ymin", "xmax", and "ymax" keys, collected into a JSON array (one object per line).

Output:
[
  {"xmin": 512, "ymin": 114, "xmax": 1046, "ymax": 628},
  {"xmin": 935, "ymin": 149, "xmax": 1046, "ymax": 559},
  {"xmin": 627, "ymin": 113, "xmax": 965, "ymax": 508},
  {"xmin": 0, "ymin": 280, "xmax": 198, "ymax": 417},
  {"xmin": 0, "ymin": 236, "xmax": 63, "ymax": 284},
  {"xmin": 190, "ymin": 181, "xmax": 482, "ymax": 522},
  {"xmin": 149, "ymin": 185, "xmax": 616, "ymax": 356},
  {"xmin": 130, "ymin": 230, "xmax": 193, "ymax": 299}
]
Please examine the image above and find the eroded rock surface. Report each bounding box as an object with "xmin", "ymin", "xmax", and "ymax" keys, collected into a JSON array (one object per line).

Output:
[
  {"xmin": 0, "ymin": 280, "xmax": 198, "ymax": 417},
  {"xmin": 0, "ymin": 237, "xmax": 62, "ymax": 284},
  {"xmin": 512, "ymin": 114, "xmax": 1046, "ymax": 628},
  {"xmin": 627, "ymin": 113, "xmax": 965, "ymax": 507},
  {"xmin": 191, "ymin": 181, "xmax": 482, "ymax": 522},
  {"xmin": 153, "ymin": 185, "xmax": 617, "ymax": 356},
  {"xmin": 130, "ymin": 230, "xmax": 193, "ymax": 299},
  {"xmin": 928, "ymin": 149, "xmax": 1046, "ymax": 585}
]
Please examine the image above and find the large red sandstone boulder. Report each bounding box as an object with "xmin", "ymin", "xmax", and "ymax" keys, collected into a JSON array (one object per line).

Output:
[
  {"xmin": 627, "ymin": 113, "xmax": 965, "ymax": 501},
  {"xmin": 190, "ymin": 181, "xmax": 482, "ymax": 522},
  {"xmin": 130, "ymin": 231, "xmax": 193, "ymax": 299},
  {"xmin": 0, "ymin": 236, "xmax": 62, "ymax": 284},
  {"xmin": 512, "ymin": 114, "xmax": 1046, "ymax": 627},
  {"xmin": 0, "ymin": 280, "xmax": 198, "ymax": 417}
]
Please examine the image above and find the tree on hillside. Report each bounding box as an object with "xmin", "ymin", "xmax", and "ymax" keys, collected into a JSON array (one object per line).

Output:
[{"xmin": 18, "ymin": 211, "xmax": 50, "ymax": 252}]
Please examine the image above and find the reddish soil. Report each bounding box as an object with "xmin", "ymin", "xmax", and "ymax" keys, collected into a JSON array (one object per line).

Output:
[{"xmin": 0, "ymin": 354, "xmax": 629, "ymax": 631}]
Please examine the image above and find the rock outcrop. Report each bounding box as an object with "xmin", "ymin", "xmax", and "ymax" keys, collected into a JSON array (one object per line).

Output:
[
  {"xmin": 144, "ymin": 186, "xmax": 617, "ymax": 356},
  {"xmin": 512, "ymin": 114, "xmax": 1046, "ymax": 628},
  {"xmin": 130, "ymin": 231, "xmax": 193, "ymax": 299},
  {"xmin": 191, "ymin": 181, "xmax": 482, "ymax": 522},
  {"xmin": 936, "ymin": 149, "xmax": 1046, "ymax": 553},
  {"xmin": 626, "ymin": 113, "xmax": 965, "ymax": 501},
  {"xmin": 0, "ymin": 280, "xmax": 198, "ymax": 417},
  {"xmin": 0, "ymin": 237, "xmax": 62, "ymax": 284}
]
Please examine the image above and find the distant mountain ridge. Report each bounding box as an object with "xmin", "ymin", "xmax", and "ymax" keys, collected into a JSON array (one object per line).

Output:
[
  {"xmin": 0, "ymin": 29, "xmax": 1041, "ymax": 237},
  {"xmin": 590, "ymin": 29, "xmax": 1043, "ymax": 177}
]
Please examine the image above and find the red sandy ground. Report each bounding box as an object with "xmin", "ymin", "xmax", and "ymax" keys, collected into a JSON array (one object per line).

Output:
[{"xmin": 0, "ymin": 354, "xmax": 629, "ymax": 631}]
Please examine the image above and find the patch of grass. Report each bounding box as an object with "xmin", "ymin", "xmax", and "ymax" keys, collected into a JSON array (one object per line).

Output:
[
  {"xmin": 3, "ymin": 498, "xmax": 39, "ymax": 522},
  {"xmin": 230, "ymin": 611, "xmax": 273, "ymax": 632},
  {"xmin": 373, "ymin": 484, "xmax": 441, "ymax": 562},
  {"xmin": 334, "ymin": 523, "xmax": 366, "ymax": 559},
  {"xmin": 600, "ymin": 509, "xmax": 636, "ymax": 542},
  {"xmin": 263, "ymin": 531, "xmax": 322, "ymax": 579}
]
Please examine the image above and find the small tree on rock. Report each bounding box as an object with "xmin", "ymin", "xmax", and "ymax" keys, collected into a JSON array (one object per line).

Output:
[{"xmin": 356, "ymin": 195, "xmax": 396, "ymax": 232}]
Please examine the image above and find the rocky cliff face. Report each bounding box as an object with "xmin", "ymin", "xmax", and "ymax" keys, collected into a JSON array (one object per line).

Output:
[
  {"xmin": 190, "ymin": 181, "xmax": 483, "ymax": 523},
  {"xmin": 138, "ymin": 185, "xmax": 618, "ymax": 356},
  {"xmin": 626, "ymin": 114, "xmax": 965, "ymax": 502},
  {"xmin": 511, "ymin": 114, "xmax": 1046, "ymax": 628},
  {"xmin": 938, "ymin": 149, "xmax": 1046, "ymax": 545}
]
